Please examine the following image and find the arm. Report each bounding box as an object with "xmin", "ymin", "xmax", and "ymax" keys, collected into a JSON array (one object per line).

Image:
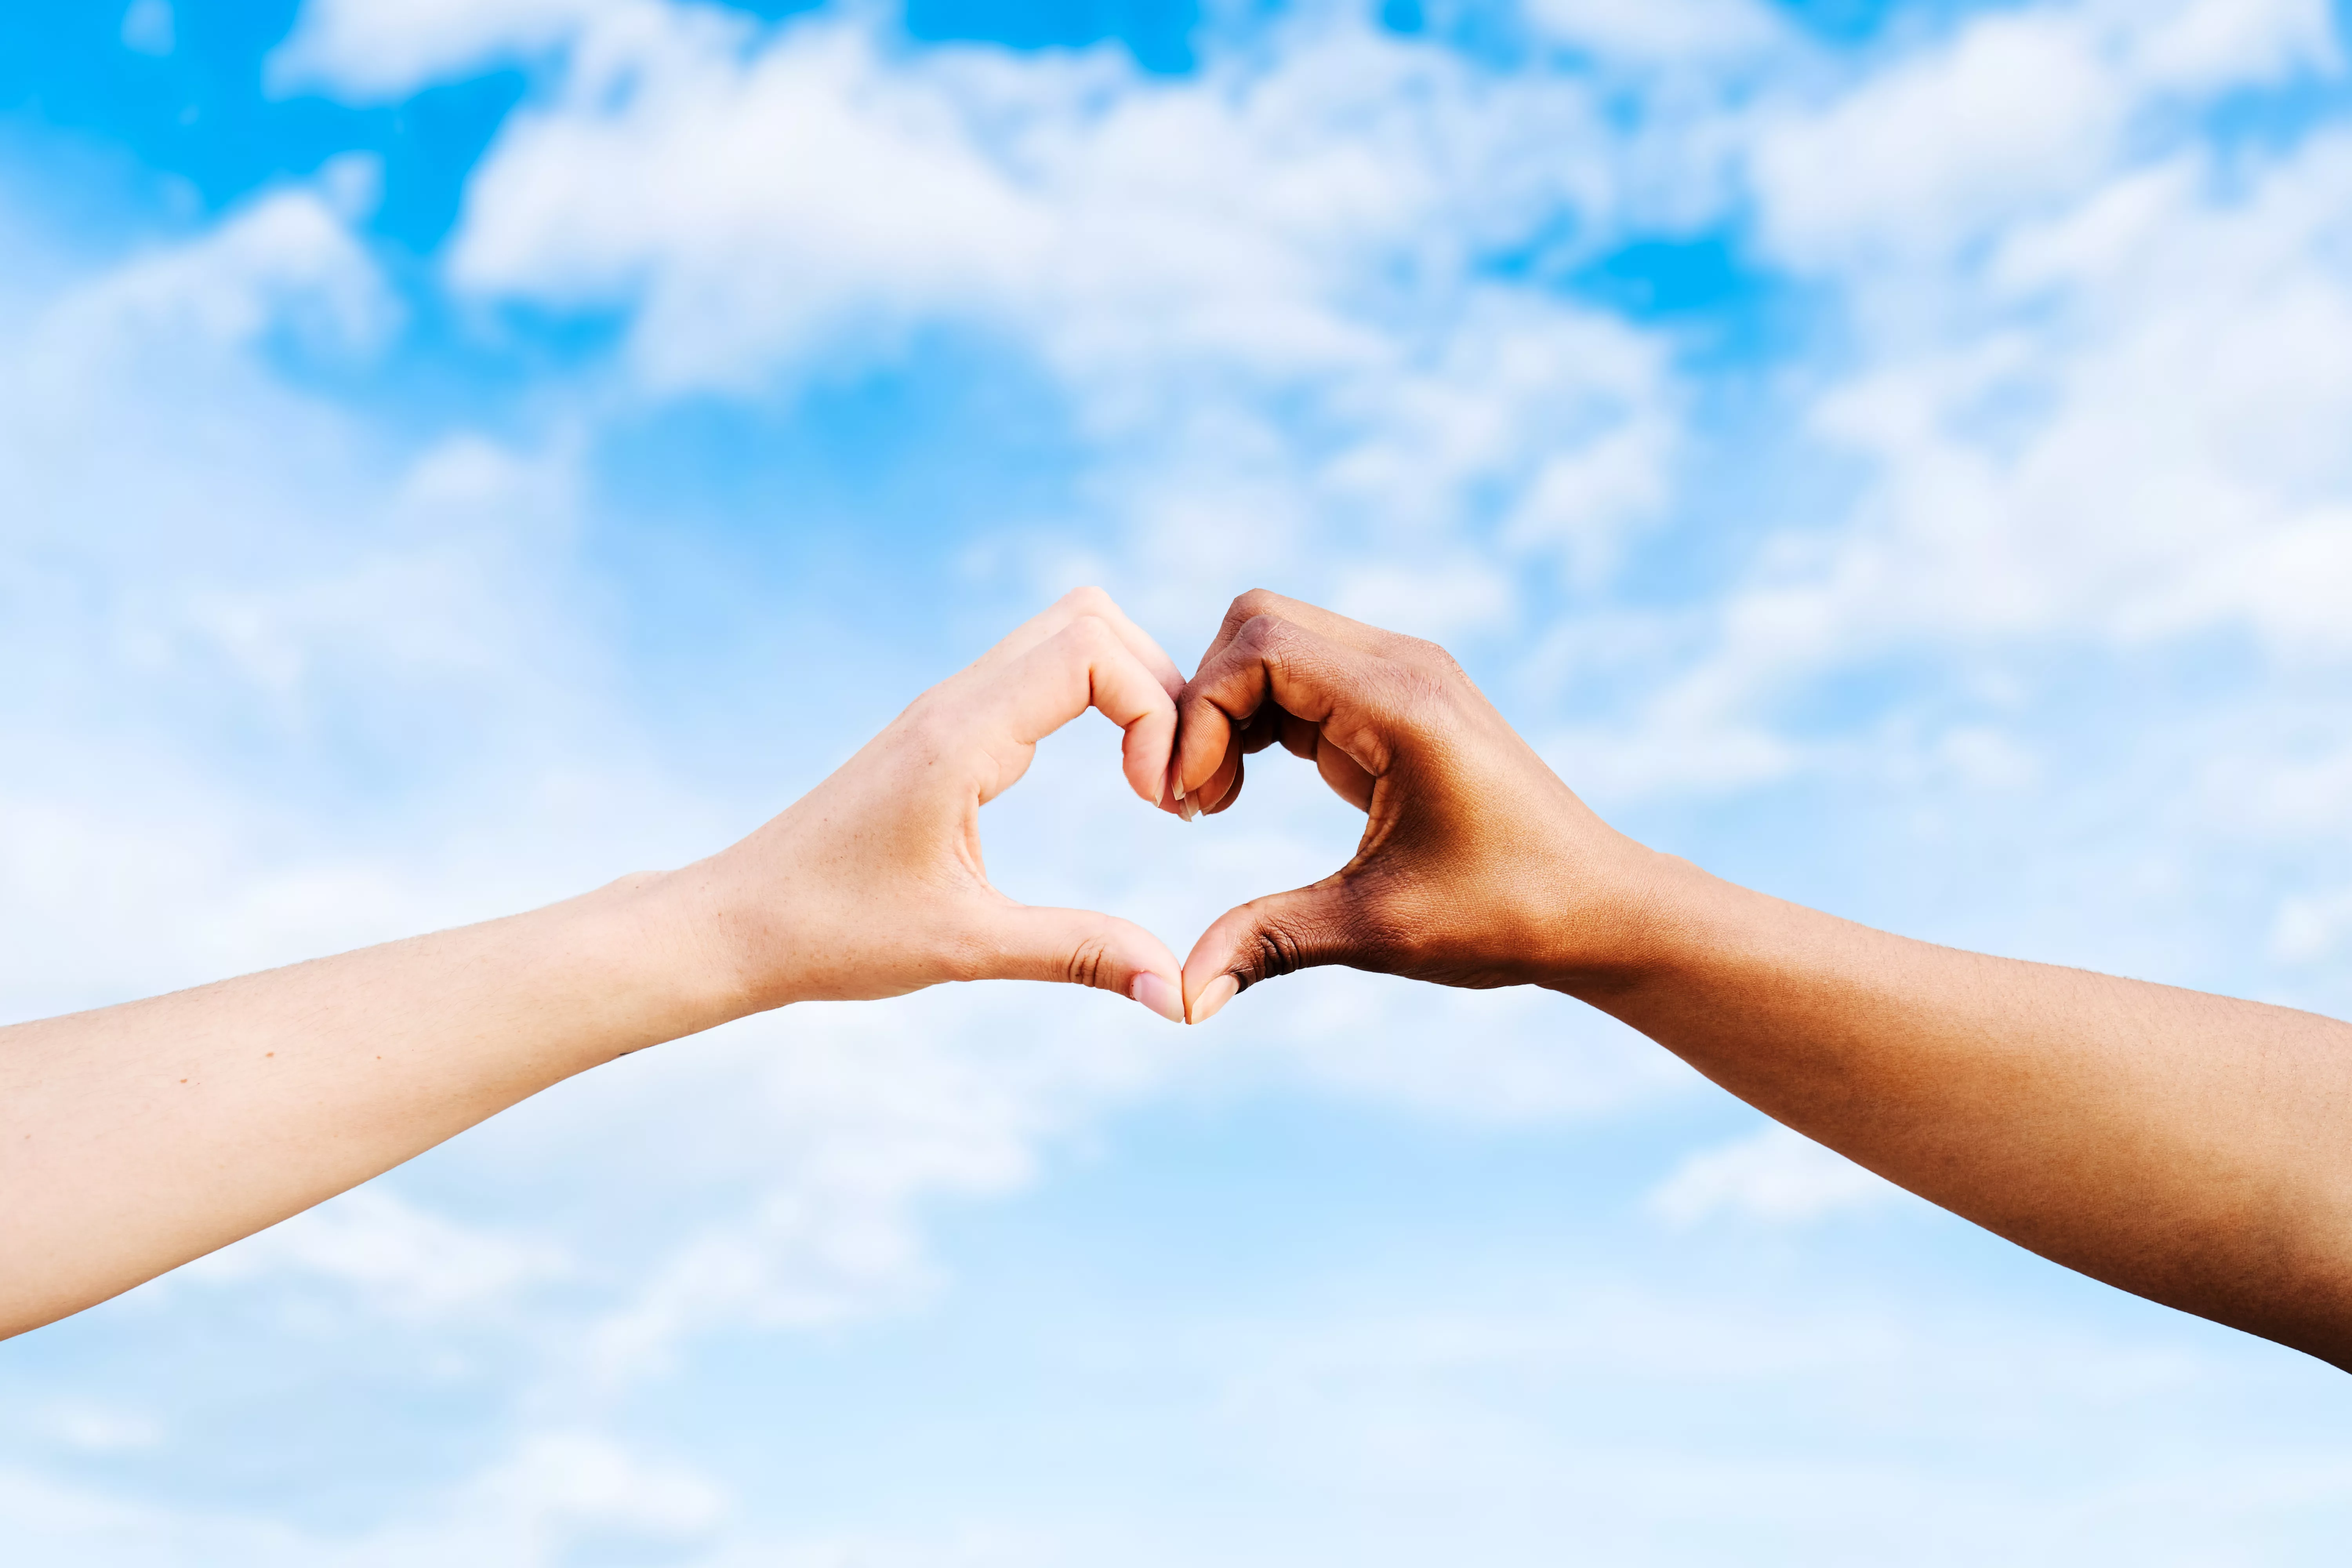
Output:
[
  {"xmin": 1169, "ymin": 589, "xmax": 2352, "ymax": 1369},
  {"xmin": 1, "ymin": 589, "xmax": 1192, "ymax": 1339}
]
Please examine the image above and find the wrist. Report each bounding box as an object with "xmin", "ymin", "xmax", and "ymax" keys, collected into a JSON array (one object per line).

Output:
[
  {"xmin": 592, "ymin": 860, "xmax": 782, "ymax": 1035},
  {"xmin": 1537, "ymin": 846, "xmax": 1741, "ymax": 1004}
]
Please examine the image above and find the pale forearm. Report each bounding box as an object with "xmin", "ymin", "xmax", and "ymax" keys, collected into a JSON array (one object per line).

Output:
[
  {"xmin": 0, "ymin": 869, "xmax": 737, "ymax": 1338},
  {"xmin": 1581, "ymin": 860, "xmax": 2352, "ymax": 1365},
  {"xmin": 0, "ymin": 590, "xmax": 1192, "ymax": 1341}
]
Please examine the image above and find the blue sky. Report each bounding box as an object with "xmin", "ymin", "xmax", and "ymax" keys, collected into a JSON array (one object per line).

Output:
[{"xmin": 7, "ymin": 0, "xmax": 2352, "ymax": 1561}]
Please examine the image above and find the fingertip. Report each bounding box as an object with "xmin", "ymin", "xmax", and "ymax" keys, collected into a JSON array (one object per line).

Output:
[
  {"xmin": 1170, "ymin": 699, "xmax": 1228, "ymax": 802},
  {"xmin": 1179, "ymin": 924, "xmax": 1239, "ymax": 1018},
  {"xmin": 1198, "ymin": 746, "xmax": 1243, "ymax": 815},
  {"xmin": 1120, "ymin": 709, "xmax": 1181, "ymax": 806},
  {"xmin": 1188, "ymin": 973, "xmax": 1240, "ymax": 1025},
  {"xmin": 1129, "ymin": 971, "xmax": 1186, "ymax": 1024},
  {"xmin": 1162, "ymin": 754, "xmax": 1195, "ymax": 821}
]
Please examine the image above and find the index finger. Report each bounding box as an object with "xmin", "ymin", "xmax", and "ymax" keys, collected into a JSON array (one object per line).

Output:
[
  {"xmin": 975, "ymin": 586, "xmax": 1185, "ymax": 697},
  {"xmin": 1172, "ymin": 612, "xmax": 1405, "ymax": 804},
  {"xmin": 1189, "ymin": 588, "xmax": 1420, "ymax": 676},
  {"xmin": 1175, "ymin": 590, "xmax": 1426, "ymax": 815},
  {"xmin": 977, "ymin": 613, "xmax": 1180, "ymax": 806}
]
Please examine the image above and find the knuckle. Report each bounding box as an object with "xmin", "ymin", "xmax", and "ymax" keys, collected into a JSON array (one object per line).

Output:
[
  {"xmin": 897, "ymin": 689, "xmax": 960, "ymax": 744},
  {"xmin": 1053, "ymin": 614, "xmax": 1124, "ymax": 675},
  {"xmin": 1386, "ymin": 662, "xmax": 1455, "ymax": 723},
  {"xmin": 1241, "ymin": 895, "xmax": 1342, "ymax": 984},
  {"xmin": 1234, "ymin": 612, "xmax": 1290, "ymax": 659},
  {"xmin": 1379, "ymin": 629, "xmax": 1462, "ymax": 681},
  {"xmin": 1063, "ymin": 612, "xmax": 1115, "ymax": 650},
  {"xmin": 1061, "ymin": 584, "xmax": 1115, "ymax": 617},
  {"xmin": 1415, "ymin": 638, "xmax": 1468, "ymax": 682},
  {"xmin": 1231, "ymin": 587, "xmax": 1282, "ymax": 621},
  {"xmin": 1064, "ymin": 934, "xmax": 1114, "ymax": 990},
  {"xmin": 1221, "ymin": 589, "xmax": 1283, "ymax": 642},
  {"xmin": 1245, "ymin": 922, "xmax": 1309, "ymax": 984}
]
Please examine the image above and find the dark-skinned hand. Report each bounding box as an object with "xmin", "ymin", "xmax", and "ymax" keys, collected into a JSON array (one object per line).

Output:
[{"xmin": 1167, "ymin": 589, "xmax": 1671, "ymax": 1022}]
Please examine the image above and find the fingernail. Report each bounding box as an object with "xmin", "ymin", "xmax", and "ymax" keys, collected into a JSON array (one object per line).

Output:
[
  {"xmin": 1130, "ymin": 972, "xmax": 1185, "ymax": 1023},
  {"xmin": 1189, "ymin": 973, "xmax": 1240, "ymax": 1025}
]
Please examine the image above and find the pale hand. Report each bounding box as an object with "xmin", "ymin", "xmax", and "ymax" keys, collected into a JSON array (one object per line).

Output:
[{"xmin": 676, "ymin": 587, "xmax": 1192, "ymax": 1022}]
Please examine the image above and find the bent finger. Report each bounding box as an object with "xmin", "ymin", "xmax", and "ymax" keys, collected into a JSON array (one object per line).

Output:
[
  {"xmin": 985, "ymin": 615, "xmax": 1178, "ymax": 804},
  {"xmin": 1191, "ymin": 589, "xmax": 1414, "ymax": 675},
  {"xmin": 1190, "ymin": 706, "xmax": 1277, "ymax": 817},
  {"xmin": 976, "ymin": 586, "xmax": 1185, "ymax": 696},
  {"xmin": 1173, "ymin": 615, "xmax": 1401, "ymax": 804}
]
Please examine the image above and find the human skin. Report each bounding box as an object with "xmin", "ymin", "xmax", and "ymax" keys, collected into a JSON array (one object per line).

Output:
[
  {"xmin": 0, "ymin": 589, "xmax": 1192, "ymax": 1340},
  {"xmin": 1171, "ymin": 589, "xmax": 2352, "ymax": 1370}
]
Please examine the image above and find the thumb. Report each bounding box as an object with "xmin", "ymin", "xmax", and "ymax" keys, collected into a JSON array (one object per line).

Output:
[
  {"xmin": 981, "ymin": 903, "xmax": 1188, "ymax": 1023},
  {"xmin": 1180, "ymin": 879, "xmax": 1369, "ymax": 1025}
]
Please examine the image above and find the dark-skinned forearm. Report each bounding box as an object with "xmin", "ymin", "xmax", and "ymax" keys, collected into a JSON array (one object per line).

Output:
[{"xmin": 1566, "ymin": 858, "xmax": 2352, "ymax": 1368}]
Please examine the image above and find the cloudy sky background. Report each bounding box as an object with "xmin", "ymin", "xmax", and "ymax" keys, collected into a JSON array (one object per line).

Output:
[{"xmin": 6, "ymin": 0, "xmax": 2352, "ymax": 1560}]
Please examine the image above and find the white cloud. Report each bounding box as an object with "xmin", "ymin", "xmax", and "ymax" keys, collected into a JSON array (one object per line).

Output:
[
  {"xmin": 2272, "ymin": 887, "xmax": 2352, "ymax": 966},
  {"xmin": 35, "ymin": 180, "xmax": 394, "ymax": 368},
  {"xmin": 2120, "ymin": 508, "xmax": 2352, "ymax": 661},
  {"xmin": 0, "ymin": 1428, "xmax": 724, "ymax": 1568},
  {"xmin": 2127, "ymin": 0, "xmax": 2339, "ymax": 93},
  {"xmin": 1754, "ymin": 11, "xmax": 2128, "ymax": 268},
  {"xmin": 1932, "ymin": 724, "xmax": 2042, "ymax": 791},
  {"xmin": 1561, "ymin": 13, "xmax": 2352, "ymax": 815},
  {"xmin": 1244, "ymin": 970, "xmax": 1699, "ymax": 1123},
  {"xmin": 184, "ymin": 1185, "xmax": 572, "ymax": 1323},
  {"xmin": 1543, "ymin": 712, "xmax": 1802, "ymax": 804},
  {"xmin": 267, "ymin": 0, "xmax": 622, "ymax": 101},
  {"xmin": 1650, "ymin": 1122, "xmax": 1902, "ymax": 1225},
  {"xmin": 465, "ymin": 1430, "xmax": 726, "ymax": 1552},
  {"xmin": 1802, "ymin": 126, "xmax": 2352, "ymax": 659},
  {"xmin": 1333, "ymin": 558, "xmax": 1516, "ymax": 641},
  {"xmin": 302, "ymin": 5, "xmax": 1686, "ymax": 603},
  {"xmin": 529, "ymin": 976, "xmax": 1194, "ymax": 1380},
  {"xmin": 1524, "ymin": 0, "xmax": 1787, "ymax": 65},
  {"xmin": 245, "ymin": 2, "xmax": 2352, "ymax": 843},
  {"xmin": 40, "ymin": 1402, "xmax": 165, "ymax": 1455},
  {"xmin": 0, "ymin": 171, "xmax": 735, "ymax": 1018},
  {"xmin": 1755, "ymin": 1, "xmax": 2341, "ymax": 270},
  {"xmin": 451, "ymin": 18, "xmax": 1052, "ymax": 389},
  {"xmin": 2207, "ymin": 740, "xmax": 2352, "ymax": 840}
]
